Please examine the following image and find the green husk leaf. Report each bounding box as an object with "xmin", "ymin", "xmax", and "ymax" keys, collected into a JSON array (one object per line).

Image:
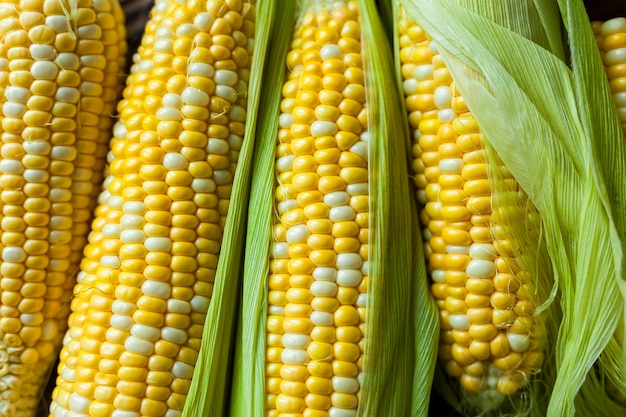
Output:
[
  {"xmin": 407, "ymin": 212, "xmax": 440, "ymax": 417},
  {"xmin": 555, "ymin": 0, "xmax": 626, "ymax": 412},
  {"xmin": 387, "ymin": 1, "xmax": 441, "ymax": 416},
  {"xmin": 229, "ymin": 1, "xmax": 295, "ymax": 416},
  {"xmin": 402, "ymin": 0, "xmax": 626, "ymax": 416},
  {"xmin": 357, "ymin": 0, "xmax": 436, "ymax": 415},
  {"xmin": 181, "ymin": 1, "xmax": 275, "ymax": 416}
]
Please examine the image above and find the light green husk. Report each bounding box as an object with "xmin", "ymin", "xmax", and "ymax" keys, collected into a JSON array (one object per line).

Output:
[
  {"xmin": 358, "ymin": 0, "xmax": 438, "ymax": 415},
  {"xmin": 180, "ymin": 1, "xmax": 275, "ymax": 416},
  {"xmin": 229, "ymin": 0, "xmax": 438, "ymax": 415},
  {"xmin": 228, "ymin": 1, "xmax": 294, "ymax": 415},
  {"xmin": 401, "ymin": 0, "xmax": 626, "ymax": 416}
]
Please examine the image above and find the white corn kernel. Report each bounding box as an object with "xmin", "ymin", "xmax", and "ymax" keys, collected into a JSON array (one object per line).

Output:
[
  {"xmin": 124, "ymin": 336, "xmax": 154, "ymax": 355},
  {"xmin": 110, "ymin": 315, "xmax": 133, "ymax": 331},
  {"xmin": 448, "ymin": 314, "xmax": 470, "ymax": 330},
  {"xmin": 311, "ymin": 121, "xmax": 338, "ymax": 137},
  {"xmin": 272, "ymin": 242, "xmax": 289, "ymax": 258},
  {"xmin": 120, "ymin": 214, "xmax": 146, "ymax": 228},
  {"xmin": 282, "ymin": 348, "xmax": 309, "ymax": 365},
  {"xmin": 163, "ymin": 153, "xmax": 188, "ymax": 170},
  {"xmin": 0, "ymin": 159, "xmax": 24, "ymax": 174},
  {"xmin": 162, "ymin": 93, "xmax": 182, "ymax": 108},
  {"xmin": 123, "ymin": 201, "xmax": 147, "ymax": 215},
  {"xmin": 331, "ymin": 376, "xmax": 359, "ymax": 394},
  {"xmin": 156, "ymin": 107, "xmax": 182, "ymax": 121},
  {"xmin": 141, "ymin": 281, "xmax": 172, "ymax": 299},
  {"xmin": 100, "ymin": 256, "xmax": 121, "ymax": 268},
  {"xmin": 194, "ymin": 12, "xmax": 215, "ymax": 31},
  {"xmin": 282, "ymin": 334, "xmax": 310, "ymax": 349},
  {"xmin": 167, "ymin": 299, "xmax": 191, "ymax": 314},
  {"xmin": 130, "ymin": 324, "xmax": 161, "ymax": 342},
  {"xmin": 144, "ymin": 237, "xmax": 172, "ymax": 252},
  {"xmin": 469, "ymin": 243, "xmax": 497, "ymax": 260},
  {"xmin": 439, "ymin": 158, "xmax": 463, "ymax": 174},
  {"xmin": 413, "ymin": 64, "xmax": 434, "ymax": 80},
  {"xmin": 323, "ymin": 191, "xmax": 350, "ymax": 207},
  {"xmin": 191, "ymin": 178, "xmax": 216, "ymax": 193},
  {"xmin": 446, "ymin": 245, "xmax": 469, "ymax": 254},
  {"xmin": 320, "ymin": 44, "xmax": 342, "ymax": 60},
  {"xmin": 55, "ymin": 53, "xmax": 80, "ymax": 70},
  {"xmin": 310, "ymin": 281, "xmax": 337, "ymax": 297},
  {"xmin": 30, "ymin": 61, "xmax": 58, "ymax": 79},
  {"xmin": 336, "ymin": 269, "xmax": 362, "ymax": 287},
  {"xmin": 215, "ymin": 69, "xmax": 238, "ymax": 86},
  {"xmin": 215, "ymin": 85, "xmax": 238, "ymax": 103},
  {"xmin": 403, "ymin": 78, "xmax": 418, "ymax": 95},
  {"xmin": 286, "ymin": 224, "xmax": 310, "ymax": 244},
  {"xmin": 310, "ymin": 311, "xmax": 334, "ymax": 326},
  {"xmin": 161, "ymin": 327, "xmax": 188, "ymax": 344},
  {"xmin": 336, "ymin": 253, "xmax": 362, "ymax": 269},
  {"xmin": 313, "ymin": 267, "xmax": 337, "ymax": 281},
  {"xmin": 329, "ymin": 206, "xmax": 356, "ymax": 222},
  {"xmin": 346, "ymin": 182, "xmax": 368, "ymax": 195},
  {"xmin": 5, "ymin": 86, "xmax": 30, "ymax": 102},
  {"xmin": 120, "ymin": 230, "xmax": 145, "ymax": 243},
  {"xmin": 3, "ymin": 102, "xmax": 26, "ymax": 117},
  {"xmin": 279, "ymin": 113, "xmax": 294, "ymax": 129},
  {"xmin": 102, "ymin": 224, "xmax": 121, "ymax": 238},
  {"xmin": 172, "ymin": 361, "xmax": 194, "ymax": 379},
  {"xmin": 507, "ymin": 332, "xmax": 531, "ymax": 352},
  {"xmin": 466, "ymin": 259, "xmax": 496, "ymax": 279},
  {"xmin": 182, "ymin": 87, "xmax": 210, "ymax": 106},
  {"xmin": 438, "ymin": 108, "xmax": 456, "ymax": 122},
  {"xmin": 434, "ymin": 86, "xmax": 452, "ymax": 109},
  {"xmin": 111, "ymin": 411, "xmax": 140, "ymax": 417},
  {"xmin": 112, "ymin": 301, "xmax": 136, "ymax": 315},
  {"xmin": 329, "ymin": 407, "xmax": 357, "ymax": 417},
  {"xmin": 190, "ymin": 295, "xmax": 210, "ymax": 312},
  {"xmin": 207, "ymin": 138, "xmax": 229, "ymax": 154},
  {"xmin": 189, "ymin": 62, "xmax": 215, "ymax": 78}
]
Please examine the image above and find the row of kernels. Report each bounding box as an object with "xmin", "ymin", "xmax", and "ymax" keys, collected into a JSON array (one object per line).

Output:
[
  {"xmin": 267, "ymin": 206, "xmax": 289, "ymax": 415},
  {"xmin": 595, "ymin": 18, "xmax": 626, "ymax": 133}
]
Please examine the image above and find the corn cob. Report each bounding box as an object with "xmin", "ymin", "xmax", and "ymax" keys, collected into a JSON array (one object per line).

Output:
[
  {"xmin": 0, "ymin": 0, "xmax": 126, "ymax": 415},
  {"xmin": 397, "ymin": 8, "xmax": 544, "ymax": 401},
  {"xmin": 592, "ymin": 17, "xmax": 626, "ymax": 136},
  {"xmin": 49, "ymin": 0, "xmax": 256, "ymax": 416},
  {"xmin": 264, "ymin": 2, "xmax": 369, "ymax": 415}
]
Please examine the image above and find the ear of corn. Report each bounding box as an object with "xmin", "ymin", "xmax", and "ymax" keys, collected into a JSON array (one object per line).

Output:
[
  {"xmin": 179, "ymin": 0, "xmax": 274, "ymax": 415},
  {"xmin": 0, "ymin": 0, "xmax": 126, "ymax": 415},
  {"xmin": 399, "ymin": 0, "xmax": 626, "ymax": 416},
  {"xmin": 396, "ymin": 4, "xmax": 549, "ymax": 412},
  {"xmin": 593, "ymin": 17, "xmax": 626, "ymax": 137},
  {"xmin": 230, "ymin": 0, "xmax": 437, "ymax": 416},
  {"xmin": 49, "ymin": 0, "xmax": 265, "ymax": 416}
]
